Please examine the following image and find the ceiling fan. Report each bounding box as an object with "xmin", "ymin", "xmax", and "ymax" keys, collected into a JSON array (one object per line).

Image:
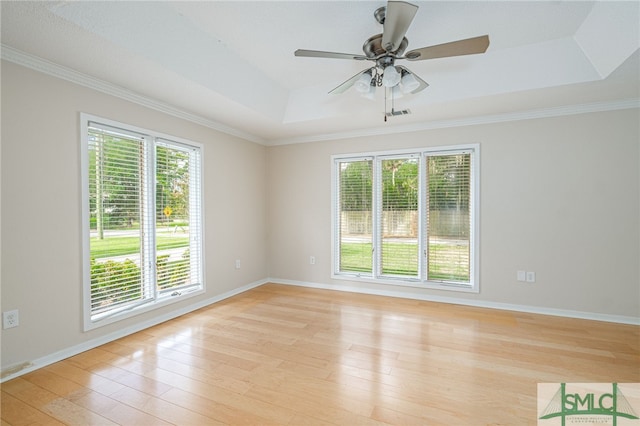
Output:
[{"xmin": 294, "ymin": 1, "xmax": 490, "ymax": 98}]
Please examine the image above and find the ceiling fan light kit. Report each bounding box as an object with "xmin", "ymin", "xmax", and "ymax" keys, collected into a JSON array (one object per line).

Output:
[
  {"xmin": 295, "ymin": 0, "xmax": 490, "ymax": 119},
  {"xmin": 355, "ymin": 71, "xmax": 374, "ymax": 93},
  {"xmin": 400, "ymin": 70, "xmax": 420, "ymax": 94},
  {"xmin": 363, "ymin": 83, "xmax": 377, "ymax": 100},
  {"xmin": 382, "ymin": 65, "xmax": 401, "ymax": 87}
]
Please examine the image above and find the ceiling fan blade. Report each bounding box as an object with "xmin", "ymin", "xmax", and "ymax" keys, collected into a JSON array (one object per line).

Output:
[
  {"xmin": 295, "ymin": 49, "xmax": 368, "ymax": 61},
  {"xmin": 404, "ymin": 35, "xmax": 490, "ymax": 61},
  {"xmin": 397, "ymin": 65, "xmax": 429, "ymax": 94},
  {"xmin": 381, "ymin": 1, "xmax": 419, "ymax": 52},
  {"xmin": 329, "ymin": 68, "xmax": 373, "ymax": 94}
]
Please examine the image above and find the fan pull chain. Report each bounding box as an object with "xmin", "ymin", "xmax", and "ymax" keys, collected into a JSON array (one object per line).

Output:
[{"xmin": 384, "ymin": 86, "xmax": 388, "ymax": 122}]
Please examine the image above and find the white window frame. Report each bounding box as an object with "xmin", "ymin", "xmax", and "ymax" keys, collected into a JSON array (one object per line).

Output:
[
  {"xmin": 80, "ymin": 113, "xmax": 205, "ymax": 330},
  {"xmin": 331, "ymin": 144, "xmax": 480, "ymax": 293}
]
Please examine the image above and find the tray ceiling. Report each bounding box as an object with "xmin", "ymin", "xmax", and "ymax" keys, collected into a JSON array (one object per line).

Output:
[{"xmin": 2, "ymin": 1, "xmax": 638, "ymax": 145}]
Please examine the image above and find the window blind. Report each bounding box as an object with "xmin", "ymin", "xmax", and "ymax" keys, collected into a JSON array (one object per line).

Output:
[
  {"xmin": 337, "ymin": 159, "xmax": 373, "ymax": 274},
  {"xmin": 85, "ymin": 117, "xmax": 204, "ymax": 326},
  {"xmin": 379, "ymin": 157, "xmax": 419, "ymax": 278},
  {"xmin": 88, "ymin": 125, "xmax": 152, "ymax": 316},
  {"xmin": 155, "ymin": 142, "xmax": 203, "ymax": 293},
  {"xmin": 332, "ymin": 145, "xmax": 477, "ymax": 291},
  {"xmin": 425, "ymin": 152, "xmax": 472, "ymax": 283}
]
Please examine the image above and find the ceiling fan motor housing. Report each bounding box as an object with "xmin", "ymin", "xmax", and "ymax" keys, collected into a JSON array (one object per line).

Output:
[{"xmin": 363, "ymin": 34, "xmax": 408, "ymax": 59}]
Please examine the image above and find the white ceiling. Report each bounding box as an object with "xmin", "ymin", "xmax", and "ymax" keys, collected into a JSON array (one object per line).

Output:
[{"xmin": 2, "ymin": 1, "xmax": 639, "ymax": 145}]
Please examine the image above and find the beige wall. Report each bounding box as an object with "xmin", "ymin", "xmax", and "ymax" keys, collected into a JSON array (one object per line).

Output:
[
  {"xmin": 1, "ymin": 61, "xmax": 268, "ymax": 370},
  {"xmin": 2, "ymin": 59, "xmax": 639, "ymax": 375},
  {"xmin": 267, "ymin": 110, "xmax": 640, "ymax": 318}
]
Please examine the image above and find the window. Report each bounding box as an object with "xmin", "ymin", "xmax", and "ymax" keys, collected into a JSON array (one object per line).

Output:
[
  {"xmin": 337, "ymin": 158, "xmax": 373, "ymax": 274},
  {"xmin": 332, "ymin": 145, "xmax": 478, "ymax": 292},
  {"xmin": 81, "ymin": 114, "xmax": 204, "ymax": 329}
]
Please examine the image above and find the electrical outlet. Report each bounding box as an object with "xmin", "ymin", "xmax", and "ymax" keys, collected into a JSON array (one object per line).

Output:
[
  {"xmin": 235, "ymin": 259, "xmax": 241, "ymax": 269},
  {"xmin": 517, "ymin": 270, "xmax": 526, "ymax": 282},
  {"xmin": 310, "ymin": 256, "xmax": 316, "ymax": 265},
  {"xmin": 3, "ymin": 310, "xmax": 19, "ymax": 329},
  {"xmin": 526, "ymin": 271, "xmax": 536, "ymax": 283}
]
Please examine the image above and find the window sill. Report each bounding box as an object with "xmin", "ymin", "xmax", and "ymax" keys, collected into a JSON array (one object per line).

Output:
[
  {"xmin": 84, "ymin": 286, "xmax": 205, "ymax": 331},
  {"xmin": 331, "ymin": 272, "xmax": 479, "ymax": 293}
]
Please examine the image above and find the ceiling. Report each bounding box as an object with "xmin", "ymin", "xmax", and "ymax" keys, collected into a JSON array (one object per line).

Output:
[{"xmin": 1, "ymin": 1, "xmax": 639, "ymax": 145}]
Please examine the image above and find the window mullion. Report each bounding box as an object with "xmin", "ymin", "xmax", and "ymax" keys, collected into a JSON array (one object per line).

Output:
[{"xmin": 469, "ymin": 149, "xmax": 479, "ymax": 286}]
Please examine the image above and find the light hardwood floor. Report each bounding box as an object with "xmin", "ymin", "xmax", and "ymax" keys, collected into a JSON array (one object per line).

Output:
[{"xmin": 2, "ymin": 283, "xmax": 639, "ymax": 425}]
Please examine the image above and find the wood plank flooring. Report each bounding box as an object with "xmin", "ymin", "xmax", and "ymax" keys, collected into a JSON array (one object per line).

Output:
[{"xmin": 2, "ymin": 283, "xmax": 639, "ymax": 425}]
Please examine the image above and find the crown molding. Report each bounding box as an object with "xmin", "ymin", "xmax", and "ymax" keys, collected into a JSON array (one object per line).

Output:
[
  {"xmin": 1, "ymin": 45, "xmax": 266, "ymax": 145},
  {"xmin": 3, "ymin": 44, "xmax": 637, "ymax": 148},
  {"xmin": 269, "ymin": 98, "xmax": 640, "ymax": 146}
]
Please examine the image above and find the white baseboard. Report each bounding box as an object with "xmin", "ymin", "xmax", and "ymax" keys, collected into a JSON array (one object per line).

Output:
[
  {"xmin": 269, "ymin": 277, "xmax": 640, "ymax": 326},
  {"xmin": 0, "ymin": 278, "xmax": 267, "ymax": 383},
  {"xmin": 4, "ymin": 276, "xmax": 637, "ymax": 382}
]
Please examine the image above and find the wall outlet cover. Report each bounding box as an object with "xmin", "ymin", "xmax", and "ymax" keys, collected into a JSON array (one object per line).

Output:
[{"xmin": 3, "ymin": 310, "xmax": 19, "ymax": 329}]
